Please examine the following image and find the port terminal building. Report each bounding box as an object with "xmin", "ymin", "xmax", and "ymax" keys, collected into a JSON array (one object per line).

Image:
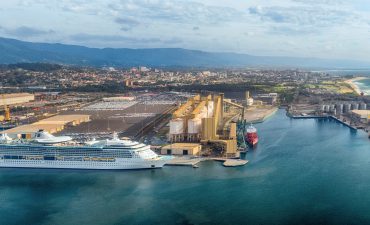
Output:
[{"xmin": 161, "ymin": 143, "xmax": 202, "ymax": 156}]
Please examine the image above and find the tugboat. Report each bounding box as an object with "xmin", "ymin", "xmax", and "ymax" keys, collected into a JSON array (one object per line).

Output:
[{"xmin": 245, "ymin": 124, "xmax": 258, "ymax": 147}]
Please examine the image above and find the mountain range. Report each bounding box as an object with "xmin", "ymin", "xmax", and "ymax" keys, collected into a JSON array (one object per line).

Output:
[{"xmin": 0, "ymin": 37, "xmax": 369, "ymax": 69}]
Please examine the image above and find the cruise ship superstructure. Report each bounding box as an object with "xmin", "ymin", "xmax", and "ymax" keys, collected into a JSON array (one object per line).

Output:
[{"xmin": 0, "ymin": 130, "xmax": 168, "ymax": 170}]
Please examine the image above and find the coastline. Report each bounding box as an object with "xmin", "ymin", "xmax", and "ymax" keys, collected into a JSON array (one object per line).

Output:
[{"xmin": 345, "ymin": 77, "xmax": 367, "ymax": 95}]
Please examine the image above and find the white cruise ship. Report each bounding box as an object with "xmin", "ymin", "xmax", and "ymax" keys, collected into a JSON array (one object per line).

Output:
[{"xmin": 0, "ymin": 130, "xmax": 169, "ymax": 170}]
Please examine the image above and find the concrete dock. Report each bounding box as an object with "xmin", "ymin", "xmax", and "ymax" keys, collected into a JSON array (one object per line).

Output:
[
  {"xmin": 164, "ymin": 157, "xmax": 248, "ymax": 168},
  {"xmin": 222, "ymin": 159, "xmax": 248, "ymax": 167},
  {"xmin": 165, "ymin": 157, "xmax": 203, "ymax": 167},
  {"xmin": 329, "ymin": 116, "xmax": 358, "ymax": 130},
  {"xmin": 288, "ymin": 114, "xmax": 358, "ymax": 130}
]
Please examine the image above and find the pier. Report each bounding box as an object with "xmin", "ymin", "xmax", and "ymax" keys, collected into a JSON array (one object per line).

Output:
[
  {"xmin": 287, "ymin": 114, "xmax": 358, "ymax": 130},
  {"xmin": 329, "ymin": 116, "xmax": 358, "ymax": 130},
  {"xmin": 164, "ymin": 157, "xmax": 248, "ymax": 168},
  {"xmin": 222, "ymin": 159, "xmax": 248, "ymax": 167},
  {"xmin": 165, "ymin": 157, "xmax": 203, "ymax": 167},
  {"xmin": 289, "ymin": 115, "xmax": 328, "ymax": 119}
]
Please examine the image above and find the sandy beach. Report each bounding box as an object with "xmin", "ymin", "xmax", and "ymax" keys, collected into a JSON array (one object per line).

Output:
[{"xmin": 345, "ymin": 77, "xmax": 367, "ymax": 95}]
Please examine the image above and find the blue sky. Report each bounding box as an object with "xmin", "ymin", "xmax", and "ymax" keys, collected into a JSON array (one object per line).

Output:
[{"xmin": 1, "ymin": 0, "xmax": 370, "ymax": 60}]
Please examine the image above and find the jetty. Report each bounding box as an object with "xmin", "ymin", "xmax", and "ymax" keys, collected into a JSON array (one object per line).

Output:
[
  {"xmin": 287, "ymin": 114, "xmax": 358, "ymax": 130},
  {"xmin": 164, "ymin": 156, "xmax": 248, "ymax": 168},
  {"xmin": 222, "ymin": 159, "xmax": 248, "ymax": 167},
  {"xmin": 289, "ymin": 115, "xmax": 328, "ymax": 119},
  {"xmin": 329, "ymin": 116, "xmax": 358, "ymax": 130},
  {"xmin": 212, "ymin": 158, "xmax": 248, "ymax": 167},
  {"xmin": 165, "ymin": 157, "xmax": 203, "ymax": 167}
]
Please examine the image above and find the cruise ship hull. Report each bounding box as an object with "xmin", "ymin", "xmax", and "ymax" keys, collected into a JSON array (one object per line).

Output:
[
  {"xmin": 0, "ymin": 131, "xmax": 168, "ymax": 170},
  {"xmin": 0, "ymin": 158, "xmax": 167, "ymax": 170}
]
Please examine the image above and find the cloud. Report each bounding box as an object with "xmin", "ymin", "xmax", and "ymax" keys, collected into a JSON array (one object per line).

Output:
[
  {"xmin": 2, "ymin": 0, "xmax": 370, "ymax": 60},
  {"xmin": 247, "ymin": 3, "xmax": 367, "ymax": 36},
  {"xmin": 70, "ymin": 33, "xmax": 160, "ymax": 43},
  {"xmin": 0, "ymin": 26, "xmax": 55, "ymax": 38},
  {"xmin": 292, "ymin": 0, "xmax": 345, "ymax": 5},
  {"xmin": 114, "ymin": 17, "xmax": 140, "ymax": 31},
  {"xmin": 249, "ymin": 6, "xmax": 286, "ymax": 23},
  {"xmin": 248, "ymin": 6, "xmax": 355, "ymax": 26},
  {"xmin": 107, "ymin": 0, "xmax": 244, "ymax": 25}
]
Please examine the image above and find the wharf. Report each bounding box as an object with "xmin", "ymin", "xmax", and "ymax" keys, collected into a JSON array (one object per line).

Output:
[
  {"xmin": 222, "ymin": 159, "xmax": 248, "ymax": 167},
  {"xmin": 165, "ymin": 157, "xmax": 203, "ymax": 167},
  {"xmin": 289, "ymin": 115, "xmax": 328, "ymax": 119},
  {"xmin": 164, "ymin": 157, "xmax": 248, "ymax": 168},
  {"xmin": 287, "ymin": 114, "xmax": 358, "ymax": 130},
  {"xmin": 212, "ymin": 158, "xmax": 248, "ymax": 167},
  {"xmin": 329, "ymin": 116, "xmax": 358, "ymax": 130}
]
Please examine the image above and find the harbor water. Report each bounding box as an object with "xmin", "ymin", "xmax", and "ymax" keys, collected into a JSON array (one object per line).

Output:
[{"xmin": 0, "ymin": 110, "xmax": 369, "ymax": 225}]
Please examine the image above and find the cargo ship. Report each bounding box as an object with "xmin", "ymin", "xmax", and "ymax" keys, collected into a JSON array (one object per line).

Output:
[
  {"xmin": 245, "ymin": 124, "xmax": 258, "ymax": 147},
  {"xmin": 0, "ymin": 130, "xmax": 169, "ymax": 170}
]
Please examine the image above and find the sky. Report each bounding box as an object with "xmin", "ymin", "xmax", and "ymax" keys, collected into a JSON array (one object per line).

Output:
[{"xmin": 1, "ymin": 0, "xmax": 370, "ymax": 60}]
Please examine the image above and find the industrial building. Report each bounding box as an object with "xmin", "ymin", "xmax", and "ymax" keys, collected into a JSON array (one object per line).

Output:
[
  {"xmin": 0, "ymin": 93, "xmax": 34, "ymax": 106},
  {"xmin": 245, "ymin": 91, "xmax": 254, "ymax": 106},
  {"xmin": 321, "ymin": 102, "xmax": 368, "ymax": 115},
  {"xmin": 253, "ymin": 93, "xmax": 277, "ymax": 105},
  {"xmin": 161, "ymin": 143, "xmax": 202, "ymax": 156},
  {"xmin": 1, "ymin": 114, "xmax": 90, "ymax": 139},
  {"xmin": 168, "ymin": 94, "xmax": 241, "ymax": 157}
]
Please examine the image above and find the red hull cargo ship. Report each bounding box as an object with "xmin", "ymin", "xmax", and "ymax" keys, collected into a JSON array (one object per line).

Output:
[{"xmin": 246, "ymin": 124, "xmax": 259, "ymax": 147}]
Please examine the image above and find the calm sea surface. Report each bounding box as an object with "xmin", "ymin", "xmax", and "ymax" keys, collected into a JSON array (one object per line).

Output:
[{"xmin": 0, "ymin": 110, "xmax": 369, "ymax": 225}]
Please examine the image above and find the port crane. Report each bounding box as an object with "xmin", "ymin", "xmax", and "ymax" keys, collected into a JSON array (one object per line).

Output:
[{"xmin": 1, "ymin": 94, "xmax": 10, "ymax": 122}]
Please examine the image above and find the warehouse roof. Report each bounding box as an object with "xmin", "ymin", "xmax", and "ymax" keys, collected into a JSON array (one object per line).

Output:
[
  {"xmin": 2, "ymin": 93, "xmax": 34, "ymax": 98},
  {"xmin": 1, "ymin": 114, "xmax": 90, "ymax": 135},
  {"xmin": 35, "ymin": 114, "xmax": 89, "ymax": 124},
  {"xmin": 0, "ymin": 124, "xmax": 64, "ymax": 134}
]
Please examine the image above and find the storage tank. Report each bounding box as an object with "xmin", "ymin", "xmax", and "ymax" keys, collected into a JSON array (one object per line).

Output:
[
  {"xmin": 321, "ymin": 105, "xmax": 325, "ymax": 112},
  {"xmin": 207, "ymin": 101, "xmax": 214, "ymax": 117},
  {"xmin": 343, "ymin": 104, "xmax": 351, "ymax": 113},
  {"xmin": 329, "ymin": 105, "xmax": 335, "ymax": 113},
  {"xmin": 188, "ymin": 118, "xmax": 202, "ymax": 134},
  {"xmin": 324, "ymin": 105, "xmax": 330, "ymax": 113},
  {"xmin": 352, "ymin": 103, "xmax": 359, "ymax": 110},
  {"xmin": 335, "ymin": 104, "xmax": 343, "ymax": 114},
  {"xmin": 169, "ymin": 119, "xmax": 184, "ymax": 134},
  {"xmin": 199, "ymin": 106, "xmax": 208, "ymax": 119},
  {"xmin": 246, "ymin": 98, "xmax": 254, "ymax": 106},
  {"xmin": 359, "ymin": 103, "xmax": 367, "ymax": 110}
]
